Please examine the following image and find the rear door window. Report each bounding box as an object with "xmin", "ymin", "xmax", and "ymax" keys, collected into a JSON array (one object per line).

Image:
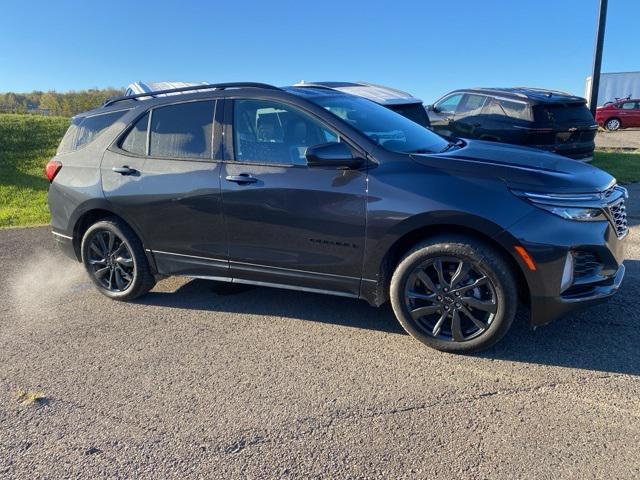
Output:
[
  {"xmin": 149, "ymin": 101, "xmax": 215, "ymax": 159},
  {"xmin": 120, "ymin": 112, "xmax": 149, "ymax": 155},
  {"xmin": 621, "ymin": 102, "xmax": 636, "ymax": 110},
  {"xmin": 57, "ymin": 110, "xmax": 128, "ymax": 154}
]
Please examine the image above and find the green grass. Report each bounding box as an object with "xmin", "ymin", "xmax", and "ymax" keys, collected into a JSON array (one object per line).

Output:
[
  {"xmin": 592, "ymin": 150, "xmax": 640, "ymax": 184},
  {"xmin": 0, "ymin": 113, "xmax": 638, "ymax": 227},
  {"xmin": 0, "ymin": 114, "xmax": 69, "ymax": 227}
]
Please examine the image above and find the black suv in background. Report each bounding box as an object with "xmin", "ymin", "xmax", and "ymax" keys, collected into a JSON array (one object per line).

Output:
[
  {"xmin": 47, "ymin": 83, "xmax": 626, "ymax": 353},
  {"xmin": 427, "ymin": 88, "xmax": 598, "ymax": 161}
]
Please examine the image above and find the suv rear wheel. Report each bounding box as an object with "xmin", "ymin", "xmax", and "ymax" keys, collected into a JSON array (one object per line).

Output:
[
  {"xmin": 81, "ymin": 218, "xmax": 155, "ymax": 300},
  {"xmin": 605, "ymin": 118, "xmax": 621, "ymax": 131},
  {"xmin": 390, "ymin": 236, "xmax": 517, "ymax": 353}
]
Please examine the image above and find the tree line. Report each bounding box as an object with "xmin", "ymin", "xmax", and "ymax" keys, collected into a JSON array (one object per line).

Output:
[{"xmin": 0, "ymin": 88, "xmax": 124, "ymax": 117}]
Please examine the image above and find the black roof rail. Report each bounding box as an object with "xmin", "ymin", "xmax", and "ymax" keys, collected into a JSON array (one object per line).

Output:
[{"xmin": 103, "ymin": 82, "xmax": 281, "ymax": 107}]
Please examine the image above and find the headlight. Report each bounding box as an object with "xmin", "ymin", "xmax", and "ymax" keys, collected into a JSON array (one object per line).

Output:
[
  {"xmin": 535, "ymin": 205, "xmax": 606, "ymax": 221},
  {"xmin": 511, "ymin": 189, "xmax": 608, "ymax": 222}
]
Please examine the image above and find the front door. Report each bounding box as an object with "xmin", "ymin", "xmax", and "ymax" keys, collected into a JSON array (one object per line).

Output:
[
  {"xmin": 453, "ymin": 93, "xmax": 489, "ymax": 139},
  {"xmin": 102, "ymin": 99, "xmax": 228, "ymax": 278},
  {"xmin": 620, "ymin": 101, "xmax": 640, "ymax": 127},
  {"xmin": 220, "ymin": 97, "xmax": 367, "ymax": 297},
  {"xmin": 429, "ymin": 93, "xmax": 463, "ymax": 138}
]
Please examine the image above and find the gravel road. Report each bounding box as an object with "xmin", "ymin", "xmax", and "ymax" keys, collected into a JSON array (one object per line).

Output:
[
  {"xmin": 596, "ymin": 128, "xmax": 640, "ymax": 151},
  {"xmin": 1, "ymin": 186, "xmax": 639, "ymax": 479}
]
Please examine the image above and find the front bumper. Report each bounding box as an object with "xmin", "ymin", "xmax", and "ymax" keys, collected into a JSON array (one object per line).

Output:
[
  {"xmin": 495, "ymin": 207, "xmax": 627, "ymax": 326},
  {"xmin": 529, "ymin": 263, "xmax": 625, "ymax": 327}
]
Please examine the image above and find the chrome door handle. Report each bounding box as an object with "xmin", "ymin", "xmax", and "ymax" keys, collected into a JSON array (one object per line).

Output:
[{"xmin": 225, "ymin": 174, "xmax": 257, "ymax": 184}]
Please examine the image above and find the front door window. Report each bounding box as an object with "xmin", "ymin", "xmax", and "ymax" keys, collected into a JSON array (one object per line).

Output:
[
  {"xmin": 233, "ymin": 99, "xmax": 338, "ymax": 166},
  {"xmin": 436, "ymin": 94, "xmax": 463, "ymax": 115}
]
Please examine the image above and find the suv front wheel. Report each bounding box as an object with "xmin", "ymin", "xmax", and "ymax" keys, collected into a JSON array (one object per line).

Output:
[
  {"xmin": 81, "ymin": 217, "xmax": 156, "ymax": 300},
  {"xmin": 390, "ymin": 236, "xmax": 517, "ymax": 353}
]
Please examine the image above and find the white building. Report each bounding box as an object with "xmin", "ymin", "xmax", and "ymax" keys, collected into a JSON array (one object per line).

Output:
[{"xmin": 585, "ymin": 71, "xmax": 640, "ymax": 107}]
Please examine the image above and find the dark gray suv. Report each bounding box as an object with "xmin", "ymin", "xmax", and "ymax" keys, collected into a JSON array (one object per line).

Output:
[{"xmin": 47, "ymin": 83, "xmax": 627, "ymax": 353}]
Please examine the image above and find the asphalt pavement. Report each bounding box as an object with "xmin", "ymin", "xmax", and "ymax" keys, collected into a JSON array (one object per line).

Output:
[{"xmin": 1, "ymin": 186, "xmax": 639, "ymax": 479}]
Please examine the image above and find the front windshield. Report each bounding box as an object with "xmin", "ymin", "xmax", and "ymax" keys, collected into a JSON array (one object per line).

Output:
[{"xmin": 307, "ymin": 95, "xmax": 449, "ymax": 154}]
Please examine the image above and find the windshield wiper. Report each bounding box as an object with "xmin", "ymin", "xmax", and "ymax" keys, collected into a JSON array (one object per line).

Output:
[
  {"xmin": 439, "ymin": 142, "xmax": 457, "ymax": 152},
  {"xmin": 407, "ymin": 139, "xmax": 463, "ymax": 154},
  {"xmin": 439, "ymin": 138, "xmax": 465, "ymax": 153}
]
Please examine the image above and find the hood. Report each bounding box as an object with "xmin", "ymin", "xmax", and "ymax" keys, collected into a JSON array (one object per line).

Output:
[{"xmin": 410, "ymin": 139, "xmax": 614, "ymax": 194}]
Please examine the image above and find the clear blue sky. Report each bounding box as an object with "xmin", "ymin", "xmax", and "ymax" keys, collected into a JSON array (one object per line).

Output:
[{"xmin": 1, "ymin": 0, "xmax": 638, "ymax": 102}]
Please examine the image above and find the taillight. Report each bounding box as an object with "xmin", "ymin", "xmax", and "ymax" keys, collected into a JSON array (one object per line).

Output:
[{"xmin": 45, "ymin": 160, "xmax": 62, "ymax": 182}]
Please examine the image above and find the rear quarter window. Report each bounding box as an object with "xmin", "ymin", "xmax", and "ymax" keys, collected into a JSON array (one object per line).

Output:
[
  {"xmin": 120, "ymin": 112, "xmax": 150, "ymax": 156},
  {"xmin": 57, "ymin": 110, "xmax": 128, "ymax": 154},
  {"xmin": 482, "ymin": 98, "xmax": 533, "ymax": 122}
]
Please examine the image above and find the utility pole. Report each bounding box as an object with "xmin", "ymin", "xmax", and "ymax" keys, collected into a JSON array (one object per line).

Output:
[{"xmin": 589, "ymin": 0, "xmax": 608, "ymax": 116}]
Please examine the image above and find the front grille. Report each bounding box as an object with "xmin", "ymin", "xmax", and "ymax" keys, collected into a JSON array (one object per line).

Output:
[
  {"xmin": 573, "ymin": 251, "xmax": 601, "ymax": 279},
  {"xmin": 608, "ymin": 199, "xmax": 628, "ymax": 238}
]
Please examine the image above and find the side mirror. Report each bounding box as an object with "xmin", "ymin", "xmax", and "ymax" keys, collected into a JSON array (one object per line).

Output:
[
  {"xmin": 305, "ymin": 142, "xmax": 363, "ymax": 169},
  {"xmin": 425, "ymin": 104, "xmax": 434, "ymax": 112}
]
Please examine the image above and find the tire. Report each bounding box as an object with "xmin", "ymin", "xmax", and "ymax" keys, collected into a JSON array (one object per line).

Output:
[
  {"xmin": 81, "ymin": 217, "xmax": 155, "ymax": 300},
  {"xmin": 389, "ymin": 235, "xmax": 517, "ymax": 353},
  {"xmin": 605, "ymin": 118, "xmax": 621, "ymax": 131}
]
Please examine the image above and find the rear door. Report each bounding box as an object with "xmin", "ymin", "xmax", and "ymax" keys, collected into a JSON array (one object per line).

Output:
[
  {"xmin": 479, "ymin": 96, "xmax": 533, "ymax": 144},
  {"xmin": 102, "ymin": 99, "xmax": 228, "ymax": 278},
  {"xmin": 219, "ymin": 97, "xmax": 367, "ymax": 296}
]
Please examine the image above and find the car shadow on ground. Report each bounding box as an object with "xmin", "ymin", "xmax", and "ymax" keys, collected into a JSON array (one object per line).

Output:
[
  {"xmin": 483, "ymin": 259, "xmax": 640, "ymax": 376},
  {"xmin": 138, "ymin": 279, "xmax": 406, "ymax": 334},
  {"xmin": 136, "ymin": 259, "xmax": 639, "ymax": 376}
]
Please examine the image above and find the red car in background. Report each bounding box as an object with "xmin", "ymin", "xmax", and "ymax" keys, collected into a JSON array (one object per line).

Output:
[{"xmin": 596, "ymin": 98, "xmax": 640, "ymax": 131}]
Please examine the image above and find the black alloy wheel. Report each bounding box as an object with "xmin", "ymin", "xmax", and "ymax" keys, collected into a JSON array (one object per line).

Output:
[
  {"xmin": 390, "ymin": 236, "xmax": 517, "ymax": 353},
  {"xmin": 86, "ymin": 229, "xmax": 135, "ymax": 292},
  {"xmin": 81, "ymin": 218, "xmax": 156, "ymax": 300}
]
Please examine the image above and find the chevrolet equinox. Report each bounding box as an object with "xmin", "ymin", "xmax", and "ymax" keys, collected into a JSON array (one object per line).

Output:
[{"xmin": 47, "ymin": 82, "xmax": 628, "ymax": 353}]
